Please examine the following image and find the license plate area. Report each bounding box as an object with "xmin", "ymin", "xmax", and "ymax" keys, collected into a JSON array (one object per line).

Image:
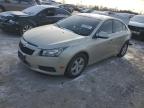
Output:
[{"xmin": 18, "ymin": 51, "xmax": 30, "ymax": 66}]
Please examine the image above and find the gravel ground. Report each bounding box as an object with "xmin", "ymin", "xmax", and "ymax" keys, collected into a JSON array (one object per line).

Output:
[{"xmin": 0, "ymin": 31, "xmax": 144, "ymax": 108}]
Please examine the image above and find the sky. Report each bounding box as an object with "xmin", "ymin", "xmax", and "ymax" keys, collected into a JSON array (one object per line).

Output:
[{"xmin": 56, "ymin": 0, "xmax": 144, "ymax": 13}]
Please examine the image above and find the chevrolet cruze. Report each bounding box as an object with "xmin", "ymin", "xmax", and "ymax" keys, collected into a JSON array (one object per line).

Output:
[{"xmin": 18, "ymin": 13, "xmax": 131, "ymax": 78}]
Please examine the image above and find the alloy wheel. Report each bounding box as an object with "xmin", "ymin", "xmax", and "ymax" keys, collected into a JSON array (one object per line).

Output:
[
  {"xmin": 22, "ymin": 25, "xmax": 33, "ymax": 34},
  {"xmin": 70, "ymin": 57, "xmax": 85, "ymax": 76}
]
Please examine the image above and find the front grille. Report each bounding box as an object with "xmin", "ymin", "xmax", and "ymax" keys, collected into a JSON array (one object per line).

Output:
[
  {"xmin": 18, "ymin": 51, "xmax": 30, "ymax": 66},
  {"xmin": 128, "ymin": 25, "xmax": 144, "ymax": 32},
  {"xmin": 19, "ymin": 41, "xmax": 34, "ymax": 55}
]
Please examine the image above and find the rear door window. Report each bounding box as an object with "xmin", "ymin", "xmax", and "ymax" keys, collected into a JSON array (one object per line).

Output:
[
  {"xmin": 55, "ymin": 8, "xmax": 70, "ymax": 15},
  {"xmin": 113, "ymin": 20, "xmax": 124, "ymax": 33},
  {"xmin": 45, "ymin": 8, "xmax": 55, "ymax": 16}
]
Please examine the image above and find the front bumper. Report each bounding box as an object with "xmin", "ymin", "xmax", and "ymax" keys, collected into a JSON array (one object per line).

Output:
[
  {"xmin": 18, "ymin": 40, "xmax": 69, "ymax": 75},
  {"xmin": 128, "ymin": 25, "xmax": 144, "ymax": 35},
  {"xmin": 0, "ymin": 21, "xmax": 20, "ymax": 32}
]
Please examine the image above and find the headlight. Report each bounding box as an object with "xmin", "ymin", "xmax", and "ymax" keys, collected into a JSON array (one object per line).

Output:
[
  {"xmin": 8, "ymin": 19, "xmax": 18, "ymax": 24},
  {"xmin": 40, "ymin": 47, "xmax": 68, "ymax": 57}
]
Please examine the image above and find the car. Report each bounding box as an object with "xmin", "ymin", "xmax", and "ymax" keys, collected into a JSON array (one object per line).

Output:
[
  {"xmin": 80, "ymin": 8, "xmax": 94, "ymax": 13},
  {"xmin": 0, "ymin": 0, "xmax": 40, "ymax": 12},
  {"xmin": 18, "ymin": 13, "xmax": 131, "ymax": 78},
  {"xmin": 92, "ymin": 11, "xmax": 133, "ymax": 24},
  {"xmin": 128, "ymin": 15, "xmax": 144, "ymax": 41},
  {"xmin": 56, "ymin": 4, "xmax": 76, "ymax": 13},
  {"xmin": 0, "ymin": 0, "xmax": 60, "ymax": 12},
  {"xmin": 0, "ymin": 5, "xmax": 71, "ymax": 35}
]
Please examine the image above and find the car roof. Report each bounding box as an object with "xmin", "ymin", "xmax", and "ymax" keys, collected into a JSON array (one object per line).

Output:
[
  {"xmin": 77, "ymin": 13, "xmax": 119, "ymax": 21},
  {"xmin": 132, "ymin": 15, "xmax": 144, "ymax": 18},
  {"xmin": 34, "ymin": 5, "xmax": 58, "ymax": 9}
]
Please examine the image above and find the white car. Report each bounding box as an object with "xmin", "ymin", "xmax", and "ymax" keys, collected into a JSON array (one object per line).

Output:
[{"xmin": 18, "ymin": 13, "xmax": 131, "ymax": 78}]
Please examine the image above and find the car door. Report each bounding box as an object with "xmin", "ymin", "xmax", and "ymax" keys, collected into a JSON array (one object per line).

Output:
[
  {"xmin": 54, "ymin": 8, "xmax": 70, "ymax": 21},
  {"xmin": 89, "ymin": 20, "xmax": 116, "ymax": 64},
  {"xmin": 112, "ymin": 20, "xmax": 129, "ymax": 54},
  {"xmin": 37, "ymin": 8, "xmax": 56, "ymax": 25}
]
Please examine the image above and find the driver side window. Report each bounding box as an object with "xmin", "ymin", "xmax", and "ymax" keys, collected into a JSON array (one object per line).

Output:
[
  {"xmin": 45, "ymin": 8, "xmax": 55, "ymax": 16},
  {"xmin": 98, "ymin": 20, "xmax": 113, "ymax": 34},
  {"xmin": 39, "ymin": 8, "xmax": 55, "ymax": 17}
]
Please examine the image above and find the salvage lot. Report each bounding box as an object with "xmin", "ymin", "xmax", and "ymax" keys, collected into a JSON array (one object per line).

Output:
[{"xmin": 0, "ymin": 30, "xmax": 144, "ymax": 108}]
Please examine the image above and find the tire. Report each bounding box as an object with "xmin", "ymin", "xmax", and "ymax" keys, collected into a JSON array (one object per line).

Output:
[
  {"xmin": 117, "ymin": 41, "xmax": 129, "ymax": 57},
  {"xmin": 0, "ymin": 6, "xmax": 5, "ymax": 12},
  {"xmin": 65, "ymin": 53, "xmax": 88, "ymax": 78},
  {"xmin": 19, "ymin": 23, "xmax": 33, "ymax": 36}
]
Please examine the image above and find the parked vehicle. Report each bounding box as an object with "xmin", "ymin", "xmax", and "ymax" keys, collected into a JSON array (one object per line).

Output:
[
  {"xmin": 128, "ymin": 15, "xmax": 144, "ymax": 41},
  {"xmin": 0, "ymin": 0, "xmax": 60, "ymax": 12},
  {"xmin": 0, "ymin": 5, "xmax": 71, "ymax": 35},
  {"xmin": 0, "ymin": 0, "xmax": 39, "ymax": 12},
  {"xmin": 18, "ymin": 13, "xmax": 131, "ymax": 78},
  {"xmin": 92, "ymin": 11, "xmax": 133, "ymax": 24},
  {"xmin": 56, "ymin": 4, "xmax": 76, "ymax": 13},
  {"xmin": 80, "ymin": 8, "xmax": 94, "ymax": 13}
]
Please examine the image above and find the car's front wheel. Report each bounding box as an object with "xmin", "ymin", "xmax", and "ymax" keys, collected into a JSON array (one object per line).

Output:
[
  {"xmin": 117, "ymin": 41, "xmax": 129, "ymax": 57},
  {"xmin": 19, "ymin": 23, "xmax": 33, "ymax": 36},
  {"xmin": 65, "ymin": 53, "xmax": 88, "ymax": 78},
  {"xmin": 0, "ymin": 6, "xmax": 5, "ymax": 12}
]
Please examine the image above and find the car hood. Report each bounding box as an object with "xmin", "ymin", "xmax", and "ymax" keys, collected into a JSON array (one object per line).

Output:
[
  {"xmin": 0, "ymin": 11, "xmax": 29, "ymax": 17},
  {"xmin": 23, "ymin": 25, "xmax": 85, "ymax": 49},
  {"xmin": 129, "ymin": 21, "xmax": 144, "ymax": 28}
]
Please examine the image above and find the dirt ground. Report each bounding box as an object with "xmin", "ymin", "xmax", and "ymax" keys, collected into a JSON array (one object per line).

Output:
[{"xmin": 0, "ymin": 31, "xmax": 144, "ymax": 108}]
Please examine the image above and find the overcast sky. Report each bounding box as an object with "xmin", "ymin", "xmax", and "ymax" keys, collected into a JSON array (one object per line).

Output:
[{"xmin": 56, "ymin": 0, "xmax": 144, "ymax": 13}]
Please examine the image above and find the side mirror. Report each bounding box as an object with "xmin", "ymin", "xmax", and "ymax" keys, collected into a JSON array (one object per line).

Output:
[{"xmin": 96, "ymin": 31, "xmax": 109, "ymax": 39}]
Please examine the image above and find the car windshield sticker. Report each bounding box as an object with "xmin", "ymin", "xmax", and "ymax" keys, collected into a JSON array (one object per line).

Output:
[{"xmin": 81, "ymin": 24, "xmax": 93, "ymax": 30}]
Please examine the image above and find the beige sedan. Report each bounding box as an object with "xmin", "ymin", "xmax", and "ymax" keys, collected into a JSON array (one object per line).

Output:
[{"xmin": 18, "ymin": 13, "xmax": 131, "ymax": 78}]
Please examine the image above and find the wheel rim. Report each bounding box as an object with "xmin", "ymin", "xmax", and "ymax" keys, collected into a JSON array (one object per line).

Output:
[
  {"xmin": 70, "ymin": 57, "xmax": 85, "ymax": 76},
  {"xmin": 22, "ymin": 25, "xmax": 32, "ymax": 33},
  {"xmin": 121, "ymin": 44, "xmax": 128, "ymax": 55}
]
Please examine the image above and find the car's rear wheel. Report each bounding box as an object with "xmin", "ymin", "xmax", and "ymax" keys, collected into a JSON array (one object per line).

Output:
[
  {"xmin": 65, "ymin": 53, "xmax": 88, "ymax": 78},
  {"xmin": 117, "ymin": 41, "xmax": 129, "ymax": 57},
  {"xmin": 19, "ymin": 23, "xmax": 33, "ymax": 36}
]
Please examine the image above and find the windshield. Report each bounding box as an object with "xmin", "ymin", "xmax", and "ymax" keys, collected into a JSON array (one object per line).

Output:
[
  {"xmin": 22, "ymin": 6, "xmax": 45, "ymax": 15},
  {"xmin": 131, "ymin": 16, "xmax": 144, "ymax": 23},
  {"xmin": 55, "ymin": 15, "xmax": 100, "ymax": 36}
]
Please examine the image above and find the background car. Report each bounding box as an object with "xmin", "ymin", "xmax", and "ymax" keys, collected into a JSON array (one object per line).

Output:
[
  {"xmin": 0, "ymin": 0, "xmax": 39, "ymax": 12},
  {"xmin": 0, "ymin": 5, "xmax": 71, "ymax": 35},
  {"xmin": 18, "ymin": 14, "xmax": 131, "ymax": 78},
  {"xmin": 0, "ymin": 0, "xmax": 60, "ymax": 12},
  {"xmin": 91, "ymin": 10, "xmax": 134, "ymax": 24},
  {"xmin": 56, "ymin": 4, "xmax": 77, "ymax": 13},
  {"xmin": 128, "ymin": 15, "xmax": 144, "ymax": 41}
]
